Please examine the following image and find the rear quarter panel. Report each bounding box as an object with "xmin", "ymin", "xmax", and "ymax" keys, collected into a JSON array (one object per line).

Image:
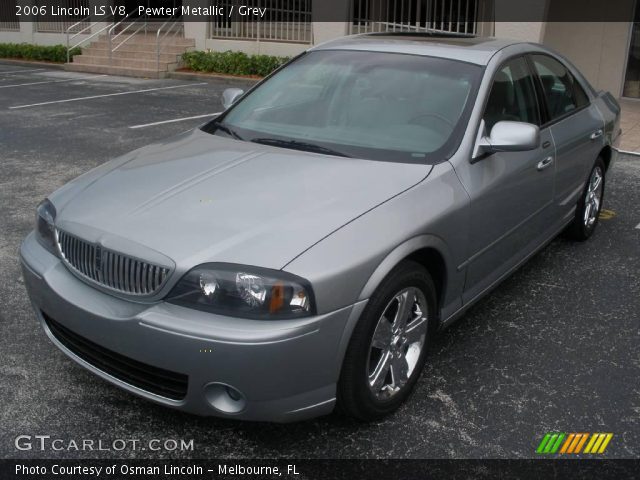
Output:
[{"xmin": 594, "ymin": 91, "xmax": 622, "ymax": 155}]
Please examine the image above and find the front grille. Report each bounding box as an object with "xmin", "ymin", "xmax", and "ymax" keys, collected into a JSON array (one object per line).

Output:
[
  {"xmin": 56, "ymin": 229, "xmax": 169, "ymax": 296},
  {"xmin": 43, "ymin": 312, "xmax": 189, "ymax": 401}
]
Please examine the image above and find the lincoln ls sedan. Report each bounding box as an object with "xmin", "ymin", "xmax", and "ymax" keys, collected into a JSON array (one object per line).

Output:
[{"xmin": 21, "ymin": 34, "xmax": 621, "ymax": 421}]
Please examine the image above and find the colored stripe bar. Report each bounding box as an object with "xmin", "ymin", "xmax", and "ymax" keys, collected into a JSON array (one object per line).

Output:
[
  {"xmin": 591, "ymin": 434, "xmax": 607, "ymax": 453},
  {"xmin": 544, "ymin": 434, "xmax": 559, "ymax": 453},
  {"xmin": 567, "ymin": 434, "xmax": 583, "ymax": 454},
  {"xmin": 560, "ymin": 434, "xmax": 575, "ymax": 454},
  {"xmin": 550, "ymin": 433, "xmax": 565, "ymax": 453},
  {"xmin": 540, "ymin": 432, "xmax": 613, "ymax": 455},
  {"xmin": 598, "ymin": 434, "xmax": 613, "ymax": 453},
  {"xmin": 584, "ymin": 433, "xmax": 599, "ymax": 453},
  {"xmin": 536, "ymin": 433, "xmax": 553, "ymax": 454},
  {"xmin": 574, "ymin": 433, "xmax": 589, "ymax": 453}
]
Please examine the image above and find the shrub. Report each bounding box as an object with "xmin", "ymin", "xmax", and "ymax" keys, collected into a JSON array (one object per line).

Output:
[
  {"xmin": 182, "ymin": 50, "xmax": 289, "ymax": 77},
  {"xmin": 0, "ymin": 43, "xmax": 82, "ymax": 63}
]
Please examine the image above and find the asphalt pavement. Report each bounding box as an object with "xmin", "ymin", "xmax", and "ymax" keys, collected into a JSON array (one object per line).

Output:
[{"xmin": 0, "ymin": 64, "xmax": 638, "ymax": 459}]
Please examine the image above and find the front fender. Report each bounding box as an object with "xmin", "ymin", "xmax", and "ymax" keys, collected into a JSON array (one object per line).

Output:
[
  {"xmin": 357, "ymin": 234, "xmax": 453, "ymax": 305},
  {"xmin": 283, "ymin": 161, "xmax": 468, "ymax": 318}
]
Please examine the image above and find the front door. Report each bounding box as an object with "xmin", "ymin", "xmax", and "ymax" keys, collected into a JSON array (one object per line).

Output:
[{"xmin": 460, "ymin": 56, "xmax": 556, "ymax": 304}]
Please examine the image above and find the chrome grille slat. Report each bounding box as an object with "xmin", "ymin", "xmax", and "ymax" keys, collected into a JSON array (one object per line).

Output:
[
  {"xmin": 107, "ymin": 251, "xmax": 114, "ymax": 288},
  {"xmin": 137, "ymin": 260, "xmax": 143, "ymax": 295},
  {"xmin": 56, "ymin": 229, "xmax": 170, "ymax": 296},
  {"xmin": 123, "ymin": 257, "xmax": 130, "ymax": 292},
  {"xmin": 70, "ymin": 236, "xmax": 76, "ymax": 269},
  {"xmin": 87, "ymin": 243, "xmax": 92, "ymax": 279},
  {"xmin": 141, "ymin": 262, "xmax": 148, "ymax": 294},
  {"xmin": 119, "ymin": 255, "xmax": 125, "ymax": 291},
  {"xmin": 116, "ymin": 255, "xmax": 122, "ymax": 291},
  {"xmin": 82, "ymin": 241, "xmax": 88, "ymax": 277},
  {"xmin": 153, "ymin": 266, "xmax": 159, "ymax": 292},
  {"xmin": 90, "ymin": 244, "xmax": 96, "ymax": 280}
]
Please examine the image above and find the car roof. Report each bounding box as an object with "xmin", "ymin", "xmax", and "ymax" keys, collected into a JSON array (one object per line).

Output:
[{"xmin": 311, "ymin": 34, "xmax": 523, "ymax": 66}]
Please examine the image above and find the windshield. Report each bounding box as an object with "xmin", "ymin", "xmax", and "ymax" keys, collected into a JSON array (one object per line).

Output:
[{"xmin": 202, "ymin": 50, "xmax": 482, "ymax": 163}]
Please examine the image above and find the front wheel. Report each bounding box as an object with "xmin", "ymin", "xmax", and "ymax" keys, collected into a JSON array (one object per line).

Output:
[
  {"xmin": 567, "ymin": 158, "xmax": 606, "ymax": 241},
  {"xmin": 337, "ymin": 261, "xmax": 436, "ymax": 421}
]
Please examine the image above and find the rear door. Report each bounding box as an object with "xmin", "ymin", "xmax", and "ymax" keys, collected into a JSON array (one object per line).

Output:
[{"xmin": 528, "ymin": 54, "xmax": 604, "ymax": 221}]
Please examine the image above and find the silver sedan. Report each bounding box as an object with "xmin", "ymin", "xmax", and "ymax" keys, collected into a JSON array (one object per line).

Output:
[{"xmin": 21, "ymin": 34, "xmax": 621, "ymax": 421}]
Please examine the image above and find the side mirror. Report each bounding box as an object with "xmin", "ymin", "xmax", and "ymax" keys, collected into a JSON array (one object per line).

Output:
[
  {"xmin": 476, "ymin": 121, "xmax": 540, "ymax": 157},
  {"xmin": 221, "ymin": 88, "xmax": 244, "ymax": 110}
]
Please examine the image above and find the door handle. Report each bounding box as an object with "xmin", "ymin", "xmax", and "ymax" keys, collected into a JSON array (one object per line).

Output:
[
  {"xmin": 590, "ymin": 129, "xmax": 603, "ymax": 140},
  {"xmin": 537, "ymin": 156, "xmax": 554, "ymax": 171}
]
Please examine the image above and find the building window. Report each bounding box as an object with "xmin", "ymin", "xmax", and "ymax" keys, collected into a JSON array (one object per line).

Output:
[
  {"xmin": 350, "ymin": 0, "xmax": 478, "ymax": 35},
  {"xmin": 209, "ymin": 0, "xmax": 312, "ymax": 44},
  {"xmin": 0, "ymin": 1, "xmax": 19, "ymax": 31},
  {"xmin": 624, "ymin": 6, "xmax": 640, "ymax": 98}
]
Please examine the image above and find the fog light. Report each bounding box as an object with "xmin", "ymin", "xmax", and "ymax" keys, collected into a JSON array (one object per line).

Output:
[{"xmin": 203, "ymin": 383, "xmax": 246, "ymax": 414}]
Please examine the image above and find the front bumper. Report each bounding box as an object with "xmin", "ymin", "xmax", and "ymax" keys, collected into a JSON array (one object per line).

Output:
[{"xmin": 20, "ymin": 232, "xmax": 366, "ymax": 422}]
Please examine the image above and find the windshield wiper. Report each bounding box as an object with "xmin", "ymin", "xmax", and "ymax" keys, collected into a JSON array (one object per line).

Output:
[
  {"xmin": 215, "ymin": 123, "xmax": 243, "ymax": 141},
  {"xmin": 251, "ymin": 138, "xmax": 351, "ymax": 158}
]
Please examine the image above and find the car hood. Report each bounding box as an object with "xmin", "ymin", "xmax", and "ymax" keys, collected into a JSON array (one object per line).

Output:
[{"xmin": 54, "ymin": 129, "xmax": 431, "ymax": 270}]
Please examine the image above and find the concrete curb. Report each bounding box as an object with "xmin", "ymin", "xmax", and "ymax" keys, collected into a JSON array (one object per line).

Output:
[
  {"xmin": 0, "ymin": 59, "xmax": 67, "ymax": 70},
  {"xmin": 617, "ymin": 148, "xmax": 640, "ymax": 157},
  {"xmin": 167, "ymin": 70, "xmax": 260, "ymax": 86}
]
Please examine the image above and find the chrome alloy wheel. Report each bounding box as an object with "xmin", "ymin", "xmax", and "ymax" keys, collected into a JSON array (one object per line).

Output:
[
  {"xmin": 367, "ymin": 287, "xmax": 428, "ymax": 400},
  {"xmin": 584, "ymin": 166, "xmax": 604, "ymax": 228}
]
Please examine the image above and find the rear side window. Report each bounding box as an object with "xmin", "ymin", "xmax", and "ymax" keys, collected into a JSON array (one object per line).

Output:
[
  {"xmin": 530, "ymin": 54, "xmax": 589, "ymax": 121},
  {"xmin": 483, "ymin": 57, "xmax": 540, "ymax": 133}
]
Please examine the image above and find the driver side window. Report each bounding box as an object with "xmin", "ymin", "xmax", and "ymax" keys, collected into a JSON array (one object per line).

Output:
[{"xmin": 484, "ymin": 57, "xmax": 540, "ymax": 134}]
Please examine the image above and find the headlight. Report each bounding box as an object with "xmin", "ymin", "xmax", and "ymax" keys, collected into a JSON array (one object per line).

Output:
[
  {"xmin": 35, "ymin": 199, "xmax": 57, "ymax": 255},
  {"xmin": 167, "ymin": 264, "xmax": 315, "ymax": 319}
]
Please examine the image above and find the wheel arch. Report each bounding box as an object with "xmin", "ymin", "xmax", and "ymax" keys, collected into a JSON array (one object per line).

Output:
[
  {"xmin": 599, "ymin": 145, "xmax": 613, "ymax": 171},
  {"xmin": 357, "ymin": 235, "xmax": 453, "ymax": 318},
  {"xmin": 334, "ymin": 235, "xmax": 454, "ymax": 389}
]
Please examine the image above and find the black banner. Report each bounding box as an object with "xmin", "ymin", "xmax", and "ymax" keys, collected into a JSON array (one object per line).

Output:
[
  {"xmin": 2, "ymin": 459, "xmax": 640, "ymax": 480},
  {"xmin": 5, "ymin": 0, "xmax": 640, "ymax": 23}
]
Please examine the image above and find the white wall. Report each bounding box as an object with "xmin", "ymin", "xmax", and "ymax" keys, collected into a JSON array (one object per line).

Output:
[
  {"xmin": 203, "ymin": 37, "xmax": 310, "ymax": 57},
  {"xmin": 0, "ymin": 28, "xmax": 86, "ymax": 46},
  {"xmin": 543, "ymin": 22, "xmax": 632, "ymax": 97},
  {"xmin": 493, "ymin": 22, "xmax": 546, "ymax": 42}
]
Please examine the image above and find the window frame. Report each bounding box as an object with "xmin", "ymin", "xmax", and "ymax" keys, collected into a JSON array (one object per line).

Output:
[
  {"xmin": 526, "ymin": 53, "xmax": 592, "ymax": 128},
  {"xmin": 480, "ymin": 54, "xmax": 543, "ymax": 134}
]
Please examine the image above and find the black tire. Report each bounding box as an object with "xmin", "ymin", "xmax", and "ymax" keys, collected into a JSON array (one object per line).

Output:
[
  {"xmin": 566, "ymin": 157, "xmax": 606, "ymax": 241},
  {"xmin": 337, "ymin": 260, "xmax": 437, "ymax": 421}
]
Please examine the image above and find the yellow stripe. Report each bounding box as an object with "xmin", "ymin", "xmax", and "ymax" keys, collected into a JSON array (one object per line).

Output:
[
  {"xmin": 591, "ymin": 433, "xmax": 606, "ymax": 453},
  {"xmin": 560, "ymin": 434, "xmax": 575, "ymax": 454},
  {"xmin": 574, "ymin": 433, "xmax": 589, "ymax": 453},
  {"xmin": 567, "ymin": 434, "xmax": 582, "ymax": 454},
  {"xmin": 584, "ymin": 433, "xmax": 599, "ymax": 453},
  {"xmin": 597, "ymin": 434, "xmax": 613, "ymax": 454}
]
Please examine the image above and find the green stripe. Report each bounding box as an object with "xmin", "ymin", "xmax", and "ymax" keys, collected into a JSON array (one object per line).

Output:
[
  {"xmin": 536, "ymin": 433, "xmax": 553, "ymax": 454},
  {"xmin": 550, "ymin": 433, "xmax": 566, "ymax": 453},
  {"xmin": 543, "ymin": 434, "xmax": 559, "ymax": 453}
]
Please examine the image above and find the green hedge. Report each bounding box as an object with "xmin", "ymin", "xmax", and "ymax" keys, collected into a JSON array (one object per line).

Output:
[
  {"xmin": 182, "ymin": 50, "xmax": 289, "ymax": 77},
  {"xmin": 0, "ymin": 43, "xmax": 81, "ymax": 63}
]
